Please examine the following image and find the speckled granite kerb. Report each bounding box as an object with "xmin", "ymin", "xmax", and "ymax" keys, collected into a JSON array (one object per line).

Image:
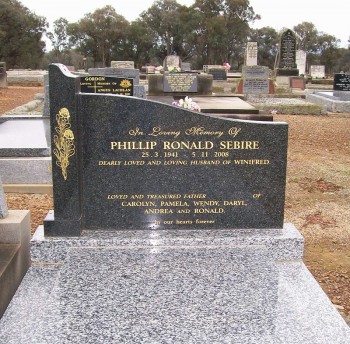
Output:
[
  {"xmin": 30, "ymin": 223, "xmax": 303, "ymax": 263},
  {"xmin": 1, "ymin": 246, "xmax": 278, "ymax": 343},
  {"xmin": 1, "ymin": 225, "xmax": 349, "ymax": 343}
]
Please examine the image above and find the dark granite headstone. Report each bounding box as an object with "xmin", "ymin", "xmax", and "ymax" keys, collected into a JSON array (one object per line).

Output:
[
  {"xmin": 207, "ymin": 67, "xmax": 227, "ymax": 80},
  {"xmin": 278, "ymin": 29, "xmax": 297, "ymax": 69},
  {"xmin": 276, "ymin": 29, "xmax": 298, "ymax": 76},
  {"xmin": 163, "ymin": 73, "xmax": 198, "ymax": 93},
  {"xmin": 87, "ymin": 67, "xmax": 144, "ymax": 98},
  {"xmin": 45, "ymin": 64, "xmax": 288, "ymax": 236},
  {"xmin": 80, "ymin": 76, "xmax": 133, "ymax": 96},
  {"xmin": 45, "ymin": 64, "xmax": 81, "ymax": 236},
  {"xmin": 333, "ymin": 73, "xmax": 350, "ymax": 91}
]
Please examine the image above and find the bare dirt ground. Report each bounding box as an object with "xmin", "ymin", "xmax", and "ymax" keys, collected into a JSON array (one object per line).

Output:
[
  {"xmin": 1, "ymin": 86, "xmax": 350, "ymax": 323},
  {"xmin": 0, "ymin": 86, "xmax": 44, "ymax": 113}
]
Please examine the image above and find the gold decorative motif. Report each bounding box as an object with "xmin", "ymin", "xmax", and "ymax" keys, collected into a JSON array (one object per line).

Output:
[
  {"xmin": 53, "ymin": 108, "xmax": 75, "ymax": 180},
  {"xmin": 120, "ymin": 79, "xmax": 132, "ymax": 88}
]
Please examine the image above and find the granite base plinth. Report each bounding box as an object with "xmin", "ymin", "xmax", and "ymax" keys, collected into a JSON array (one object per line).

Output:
[{"xmin": 0, "ymin": 224, "xmax": 349, "ymax": 343}]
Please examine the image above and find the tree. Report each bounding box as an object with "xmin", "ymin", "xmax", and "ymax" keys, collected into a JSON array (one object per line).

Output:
[
  {"xmin": 248, "ymin": 26, "xmax": 278, "ymax": 68},
  {"xmin": 68, "ymin": 6, "xmax": 129, "ymax": 67},
  {"xmin": 293, "ymin": 22, "xmax": 340, "ymax": 74},
  {"xmin": 317, "ymin": 33, "xmax": 340, "ymax": 74},
  {"xmin": 293, "ymin": 22, "xmax": 319, "ymax": 53},
  {"xmin": 117, "ymin": 19, "xmax": 157, "ymax": 67},
  {"xmin": 140, "ymin": 0, "xmax": 187, "ymax": 59},
  {"xmin": 190, "ymin": 0, "xmax": 259, "ymax": 67},
  {"xmin": 46, "ymin": 18, "xmax": 70, "ymax": 62},
  {"xmin": 0, "ymin": 0, "xmax": 47, "ymax": 68}
]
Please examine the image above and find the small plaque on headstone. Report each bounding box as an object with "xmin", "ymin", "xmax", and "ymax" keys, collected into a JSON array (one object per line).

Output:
[
  {"xmin": 163, "ymin": 73, "xmax": 198, "ymax": 92},
  {"xmin": 243, "ymin": 79, "xmax": 270, "ymax": 94},
  {"xmin": 333, "ymin": 73, "xmax": 350, "ymax": 91},
  {"xmin": 80, "ymin": 76, "xmax": 134, "ymax": 96}
]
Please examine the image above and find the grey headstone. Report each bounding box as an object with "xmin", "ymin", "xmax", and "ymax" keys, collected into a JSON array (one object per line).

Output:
[
  {"xmin": 0, "ymin": 176, "xmax": 8, "ymax": 219},
  {"xmin": 242, "ymin": 66, "xmax": 271, "ymax": 95}
]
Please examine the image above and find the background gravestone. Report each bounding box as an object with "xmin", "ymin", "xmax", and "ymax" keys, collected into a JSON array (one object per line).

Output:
[
  {"xmin": 276, "ymin": 29, "xmax": 299, "ymax": 77},
  {"xmin": 87, "ymin": 67, "xmax": 145, "ymax": 98},
  {"xmin": 310, "ymin": 65, "xmax": 325, "ymax": 78},
  {"xmin": 333, "ymin": 73, "xmax": 350, "ymax": 91},
  {"xmin": 296, "ymin": 50, "xmax": 307, "ymax": 75},
  {"xmin": 181, "ymin": 62, "xmax": 191, "ymax": 71},
  {"xmin": 163, "ymin": 55, "xmax": 181, "ymax": 70},
  {"xmin": 111, "ymin": 61, "xmax": 134, "ymax": 69},
  {"xmin": 80, "ymin": 76, "xmax": 134, "ymax": 96},
  {"xmin": 236, "ymin": 66, "xmax": 274, "ymax": 95},
  {"xmin": 0, "ymin": 62, "xmax": 7, "ymax": 88},
  {"xmin": 207, "ymin": 67, "xmax": 227, "ymax": 80},
  {"xmin": 246, "ymin": 42, "xmax": 258, "ymax": 66}
]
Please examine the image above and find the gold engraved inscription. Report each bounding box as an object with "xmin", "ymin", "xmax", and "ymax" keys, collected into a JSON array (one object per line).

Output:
[{"xmin": 53, "ymin": 108, "xmax": 75, "ymax": 180}]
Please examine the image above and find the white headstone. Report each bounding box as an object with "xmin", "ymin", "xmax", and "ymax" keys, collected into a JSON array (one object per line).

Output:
[
  {"xmin": 310, "ymin": 65, "xmax": 325, "ymax": 78},
  {"xmin": 296, "ymin": 50, "xmax": 307, "ymax": 75},
  {"xmin": 164, "ymin": 56, "xmax": 181, "ymax": 70},
  {"xmin": 246, "ymin": 42, "xmax": 258, "ymax": 66}
]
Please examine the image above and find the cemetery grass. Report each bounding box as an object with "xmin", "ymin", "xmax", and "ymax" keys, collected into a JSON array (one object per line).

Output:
[{"xmin": 1, "ymin": 87, "xmax": 350, "ymax": 324}]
